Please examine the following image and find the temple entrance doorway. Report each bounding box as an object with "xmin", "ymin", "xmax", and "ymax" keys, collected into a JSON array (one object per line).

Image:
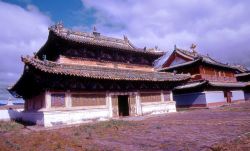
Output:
[{"xmin": 118, "ymin": 95, "xmax": 129, "ymax": 116}]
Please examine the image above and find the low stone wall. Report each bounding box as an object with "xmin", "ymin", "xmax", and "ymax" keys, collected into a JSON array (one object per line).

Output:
[
  {"xmin": 231, "ymin": 90, "xmax": 245, "ymax": 102},
  {"xmin": 205, "ymin": 91, "xmax": 226, "ymax": 104},
  {"xmin": 207, "ymin": 102, "xmax": 227, "ymax": 108},
  {"xmin": 0, "ymin": 108, "xmax": 23, "ymax": 121},
  {"xmin": 22, "ymin": 111, "xmax": 44, "ymax": 126},
  {"xmin": 0, "ymin": 107, "xmax": 110, "ymax": 127},
  {"xmin": 43, "ymin": 108, "xmax": 109, "ymax": 127},
  {"xmin": 141, "ymin": 101, "xmax": 176, "ymax": 115}
]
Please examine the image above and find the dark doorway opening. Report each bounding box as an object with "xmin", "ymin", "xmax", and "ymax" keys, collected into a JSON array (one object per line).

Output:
[{"xmin": 118, "ymin": 95, "xmax": 129, "ymax": 116}]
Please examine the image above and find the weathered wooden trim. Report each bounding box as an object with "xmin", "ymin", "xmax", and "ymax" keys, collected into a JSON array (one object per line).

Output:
[
  {"xmin": 65, "ymin": 91, "xmax": 71, "ymax": 108},
  {"xmin": 170, "ymin": 91, "xmax": 174, "ymax": 102},
  {"xmin": 45, "ymin": 91, "xmax": 51, "ymax": 109},
  {"xmin": 106, "ymin": 92, "xmax": 112, "ymax": 118},
  {"xmin": 135, "ymin": 91, "xmax": 142, "ymax": 115}
]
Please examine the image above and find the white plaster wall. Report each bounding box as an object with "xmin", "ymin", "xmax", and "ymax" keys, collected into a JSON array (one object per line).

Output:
[
  {"xmin": 43, "ymin": 108, "xmax": 109, "ymax": 127},
  {"xmin": 205, "ymin": 91, "xmax": 226, "ymax": 103},
  {"xmin": 141, "ymin": 102, "xmax": 176, "ymax": 115},
  {"xmin": 0, "ymin": 109, "xmax": 23, "ymax": 121},
  {"xmin": 231, "ymin": 90, "xmax": 245, "ymax": 101}
]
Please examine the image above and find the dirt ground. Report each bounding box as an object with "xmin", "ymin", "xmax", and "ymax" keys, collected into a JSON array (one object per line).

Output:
[{"xmin": 0, "ymin": 102, "xmax": 250, "ymax": 151}]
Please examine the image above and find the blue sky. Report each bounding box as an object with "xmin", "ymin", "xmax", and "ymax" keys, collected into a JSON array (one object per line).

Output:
[
  {"xmin": 4, "ymin": 0, "xmax": 95, "ymax": 27},
  {"xmin": 0, "ymin": 0, "xmax": 250, "ymax": 99}
]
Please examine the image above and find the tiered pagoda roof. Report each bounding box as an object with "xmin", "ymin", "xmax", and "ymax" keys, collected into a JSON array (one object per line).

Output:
[{"xmin": 8, "ymin": 23, "xmax": 192, "ymax": 99}]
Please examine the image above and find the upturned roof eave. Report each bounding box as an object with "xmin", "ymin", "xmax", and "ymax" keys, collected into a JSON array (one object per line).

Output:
[
  {"xmin": 21, "ymin": 56, "xmax": 190, "ymax": 82},
  {"xmin": 208, "ymin": 81, "xmax": 246, "ymax": 88},
  {"xmin": 174, "ymin": 80, "xmax": 208, "ymax": 90},
  {"xmin": 159, "ymin": 59, "xmax": 201, "ymax": 71},
  {"xmin": 235, "ymin": 72, "xmax": 250, "ymax": 77},
  {"xmin": 174, "ymin": 80, "xmax": 246, "ymax": 90},
  {"xmin": 200, "ymin": 58, "xmax": 238, "ymax": 71}
]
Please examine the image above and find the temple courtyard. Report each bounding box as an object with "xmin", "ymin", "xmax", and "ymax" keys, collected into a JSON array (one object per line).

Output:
[{"xmin": 0, "ymin": 102, "xmax": 250, "ymax": 151}]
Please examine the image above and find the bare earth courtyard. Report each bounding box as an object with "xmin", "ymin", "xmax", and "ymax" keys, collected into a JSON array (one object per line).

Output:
[{"xmin": 0, "ymin": 102, "xmax": 250, "ymax": 151}]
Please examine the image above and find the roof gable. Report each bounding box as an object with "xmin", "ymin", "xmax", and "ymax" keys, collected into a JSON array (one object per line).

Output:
[
  {"xmin": 169, "ymin": 56, "xmax": 189, "ymax": 67},
  {"xmin": 161, "ymin": 47, "xmax": 238, "ymax": 72},
  {"xmin": 162, "ymin": 49, "xmax": 194, "ymax": 68}
]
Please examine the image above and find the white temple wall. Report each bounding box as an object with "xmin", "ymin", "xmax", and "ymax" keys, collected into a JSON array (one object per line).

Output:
[
  {"xmin": 141, "ymin": 101, "xmax": 176, "ymax": 115},
  {"xmin": 140, "ymin": 90, "xmax": 176, "ymax": 114},
  {"xmin": 231, "ymin": 90, "xmax": 245, "ymax": 101},
  {"xmin": 205, "ymin": 91, "xmax": 226, "ymax": 103},
  {"xmin": 43, "ymin": 108, "xmax": 109, "ymax": 127},
  {"xmin": 18, "ymin": 90, "xmax": 176, "ymax": 127}
]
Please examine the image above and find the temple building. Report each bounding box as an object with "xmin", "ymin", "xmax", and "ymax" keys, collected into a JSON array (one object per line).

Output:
[
  {"xmin": 9, "ymin": 23, "xmax": 189, "ymax": 127},
  {"xmin": 159, "ymin": 45, "xmax": 246, "ymax": 107}
]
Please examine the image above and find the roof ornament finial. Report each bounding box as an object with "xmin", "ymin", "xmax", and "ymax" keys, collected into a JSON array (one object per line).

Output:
[
  {"xmin": 174, "ymin": 44, "xmax": 177, "ymax": 51},
  {"xmin": 190, "ymin": 43, "xmax": 197, "ymax": 54},
  {"xmin": 93, "ymin": 26, "xmax": 97, "ymax": 32},
  {"xmin": 92, "ymin": 26, "xmax": 100, "ymax": 37},
  {"xmin": 123, "ymin": 35, "xmax": 129, "ymax": 43},
  {"xmin": 155, "ymin": 45, "xmax": 158, "ymax": 50},
  {"xmin": 55, "ymin": 21, "xmax": 63, "ymax": 29}
]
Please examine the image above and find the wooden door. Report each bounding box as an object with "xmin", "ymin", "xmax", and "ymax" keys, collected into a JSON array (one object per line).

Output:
[
  {"xmin": 224, "ymin": 91, "xmax": 232, "ymax": 103},
  {"xmin": 111, "ymin": 95, "xmax": 119, "ymax": 117},
  {"xmin": 227, "ymin": 91, "xmax": 232, "ymax": 103},
  {"xmin": 129, "ymin": 95, "xmax": 137, "ymax": 116}
]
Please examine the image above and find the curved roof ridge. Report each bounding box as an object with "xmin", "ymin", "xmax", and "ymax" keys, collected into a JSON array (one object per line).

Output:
[
  {"xmin": 175, "ymin": 48, "xmax": 198, "ymax": 59},
  {"xmin": 48, "ymin": 23, "xmax": 163, "ymax": 56}
]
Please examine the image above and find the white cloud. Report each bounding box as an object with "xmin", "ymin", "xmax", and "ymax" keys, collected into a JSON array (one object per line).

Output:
[
  {"xmin": 0, "ymin": 1, "xmax": 52, "ymax": 85},
  {"xmin": 81, "ymin": 0, "xmax": 250, "ymax": 68}
]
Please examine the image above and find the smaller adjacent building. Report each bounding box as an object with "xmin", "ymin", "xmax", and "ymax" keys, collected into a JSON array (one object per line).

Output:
[
  {"xmin": 236, "ymin": 72, "xmax": 250, "ymax": 100},
  {"xmin": 160, "ymin": 46, "xmax": 246, "ymax": 107}
]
